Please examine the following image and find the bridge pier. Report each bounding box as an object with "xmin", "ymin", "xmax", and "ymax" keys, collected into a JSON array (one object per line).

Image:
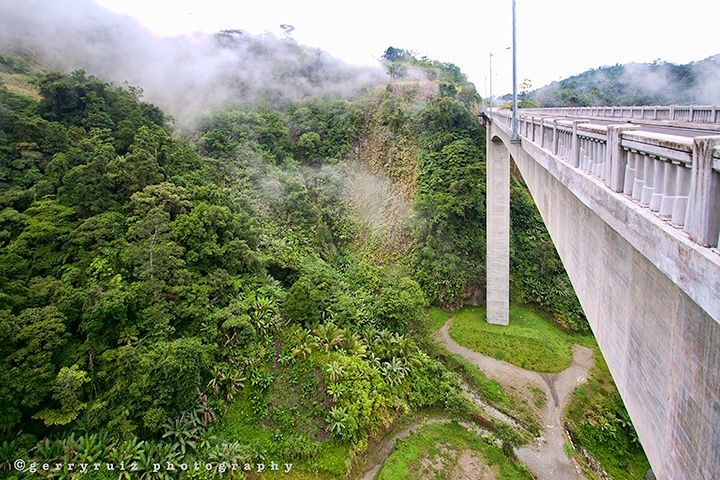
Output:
[{"xmin": 486, "ymin": 125, "xmax": 510, "ymax": 325}]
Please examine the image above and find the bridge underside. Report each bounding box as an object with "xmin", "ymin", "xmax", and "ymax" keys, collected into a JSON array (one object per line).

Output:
[{"xmin": 487, "ymin": 122, "xmax": 720, "ymax": 480}]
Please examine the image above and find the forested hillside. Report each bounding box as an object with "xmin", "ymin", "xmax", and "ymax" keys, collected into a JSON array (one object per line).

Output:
[
  {"xmin": 0, "ymin": 42, "xmax": 588, "ymax": 478},
  {"xmin": 529, "ymin": 54, "xmax": 720, "ymax": 106}
]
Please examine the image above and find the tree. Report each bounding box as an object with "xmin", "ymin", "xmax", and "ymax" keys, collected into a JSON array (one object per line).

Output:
[
  {"xmin": 172, "ymin": 201, "xmax": 258, "ymax": 275},
  {"xmin": 125, "ymin": 207, "xmax": 186, "ymax": 302},
  {"xmin": 374, "ymin": 277, "xmax": 426, "ymax": 332},
  {"xmin": 520, "ymin": 77, "xmax": 533, "ymax": 100},
  {"xmin": 6, "ymin": 198, "xmax": 75, "ymax": 276},
  {"xmin": 103, "ymin": 337, "xmax": 212, "ymax": 433},
  {"xmin": 32, "ymin": 364, "xmax": 91, "ymax": 426},
  {"xmin": 0, "ymin": 306, "xmax": 67, "ymax": 431},
  {"xmin": 381, "ymin": 47, "xmax": 411, "ymax": 63},
  {"xmin": 285, "ymin": 268, "xmax": 343, "ymax": 326},
  {"xmin": 59, "ymin": 135, "xmax": 121, "ymax": 215},
  {"xmin": 314, "ymin": 323, "xmax": 345, "ymax": 353},
  {"xmin": 297, "ymin": 131, "xmax": 322, "ymax": 163}
]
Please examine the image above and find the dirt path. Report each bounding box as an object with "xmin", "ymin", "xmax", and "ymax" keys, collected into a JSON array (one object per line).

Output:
[
  {"xmin": 358, "ymin": 318, "xmax": 594, "ymax": 480},
  {"xmin": 436, "ymin": 318, "xmax": 594, "ymax": 480}
]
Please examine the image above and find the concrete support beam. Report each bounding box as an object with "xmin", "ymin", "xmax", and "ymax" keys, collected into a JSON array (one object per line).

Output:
[{"xmin": 486, "ymin": 127, "xmax": 510, "ymax": 325}]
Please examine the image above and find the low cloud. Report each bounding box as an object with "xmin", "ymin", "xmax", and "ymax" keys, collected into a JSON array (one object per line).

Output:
[{"xmin": 0, "ymin": 0, "xmax": 387, "ymax": 122}]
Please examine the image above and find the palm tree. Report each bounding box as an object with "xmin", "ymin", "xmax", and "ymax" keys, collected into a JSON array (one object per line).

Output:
[
  {"xmin": 360, "ymin": 324, "xmax": 378, "ymax": 346},
  {"xmin": 325, "ymin": 361, "xmax": 345, "ymax": 382},
  {"xmin": 341, "ymin": 332, "xmax": 368, "ymax": 358},
  {"xmin": 161, "ymin": 413, "xmax": 201, "ymax": 456},
  {"xmin": 225, "ymin": 368, "xmax": 246, "ymax": 402},
  {"xmin": 207, "ymin": 365, "xmax": 226, "ymax": 396},
  {"xmin": 117, "ymin": 326, "xmax": 139, "ymax": 346},
  {"xmin": 313, "ymin": 322, "xmax": 344, "ymax": 353},
  {"xmin": 291, "ymin": 327, "xmax": 318, "ymax": 360},
  {"xmin": 326, "ymin": 406, "xmax": 348, "ymax": 436},
  {"xmin": 326, "ymin": 382, "xmax": 346, "ymax": 402},
  {"xmin": 382, "ymin": 357, "xmax": 408, "ymax": 387},
  {"xmin": 250, "ymin": 294, "xmax": 276, "ymax": 335}
]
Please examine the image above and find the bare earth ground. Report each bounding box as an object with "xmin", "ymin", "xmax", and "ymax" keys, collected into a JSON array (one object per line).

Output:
[{"xmin": 358, "ymin": 318, "xmax": 594, "ymax": 479}]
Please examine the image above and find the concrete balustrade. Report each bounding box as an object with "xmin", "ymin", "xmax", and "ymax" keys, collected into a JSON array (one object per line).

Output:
[
  {"xmin": 577, "ymin": 124, "xmax": 608, "ymax": 180},
  {"xmin": 555, "ymin": 120, "xmax": 575, "ymax": 159},
  {"xmin": 522, "ymin": 105, "xmax": 720, "ymax": 124},
  {"xmin": 620, "ymin": 131, "xmax": 693, "ymax": 228},
  {"xmin": 493, "ymin": 109, "xmax": 720, "ymax": 248}
]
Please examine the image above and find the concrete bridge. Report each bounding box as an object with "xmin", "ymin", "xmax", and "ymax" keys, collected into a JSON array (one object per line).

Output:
[{"xmin": 483, "ymin": 106, "xmax": 720, "ymax": 479}]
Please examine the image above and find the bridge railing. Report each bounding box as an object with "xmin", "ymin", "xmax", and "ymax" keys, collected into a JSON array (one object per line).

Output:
[
  {"xmin": 493, "ymin": 110, "xmax": 720, "ymax": 248},
  {"xmin": 518, "ymin": 105, "xmax": 720, "ymax": 124}
]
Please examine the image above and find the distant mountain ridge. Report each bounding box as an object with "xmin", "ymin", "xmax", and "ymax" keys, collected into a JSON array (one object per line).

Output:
[
  {"xmin": 0, "ymin": 0, "xmax": 387, "ymax": 123},
  {"xmin": 529, "ymin": 55, "xmax": 720, "ymax": 107}
]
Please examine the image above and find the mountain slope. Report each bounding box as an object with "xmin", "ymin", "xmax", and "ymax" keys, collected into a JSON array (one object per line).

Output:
[
  {"xmin": 0, "ymin": 0, "xmax": 387, "ymax": 123},
  {"xmin": 529, "ymin": 55, "xmax": 720, "ymax": 106}
]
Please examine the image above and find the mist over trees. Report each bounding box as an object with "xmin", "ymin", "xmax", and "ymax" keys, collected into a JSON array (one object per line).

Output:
[
  {"xmin": 530, "ymin": 55, "xmax": 720, "ymax": 106},
  {"xmin": 0, "ymin": 0, "xmax": 388, "ymax": 123}
]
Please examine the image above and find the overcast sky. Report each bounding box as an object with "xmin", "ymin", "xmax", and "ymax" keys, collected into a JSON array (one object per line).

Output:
[{"xmin": 93, "ymin": 0, "xmax": 720, "ymax": 97}]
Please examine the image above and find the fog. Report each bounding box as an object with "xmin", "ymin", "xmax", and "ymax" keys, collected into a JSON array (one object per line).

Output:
[
  {"xmin": 0, "ymin": 0, "xmax": 388, "ymax": 122},
  {"xmin": 531, "ymin": 56, "xmax": 720, "ymax": 106}
]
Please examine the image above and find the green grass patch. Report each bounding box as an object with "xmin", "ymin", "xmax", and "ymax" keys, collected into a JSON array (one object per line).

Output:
[
  {"xmin": 427, "ymin": 307, "xmax": 453, "ymax": 333},
  {"xmin": 448, "ymin": 305, "xmax": 594, "ymax": 373},
  {"xmin": 448, "ymin": 352, "xmax": 513, "ymax": 406},
  {"xmin": 376, "ymin": 422, "xmax": 532, "ymax": 480},
  {"xmin": 211, "ymin": 390, "xmax": 273, "ymax": 445}
]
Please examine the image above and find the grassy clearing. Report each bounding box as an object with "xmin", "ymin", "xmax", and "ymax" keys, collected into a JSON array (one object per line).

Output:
[
  {"xmin": 427, "ymin": 307, "xmax": 453, "ymax": 333},
  {"xmin": 376, "ymin": 421, "xmax": 532, "ymax": 480},
  {"xmin": 448, "ymin": 305, "xmax": 595, "ymax": 373}
]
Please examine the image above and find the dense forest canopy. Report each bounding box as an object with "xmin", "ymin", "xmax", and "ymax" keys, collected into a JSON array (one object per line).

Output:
[{"xmin": 0, "ymin": 40, "xmax": 593, "ymax": 476}]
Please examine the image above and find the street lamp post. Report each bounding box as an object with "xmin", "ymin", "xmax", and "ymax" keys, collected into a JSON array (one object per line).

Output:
[
  {"xmin": 511, "ymin": 0, "xmax": 520, "ymax": 143},
  {"xmin": 489, "ymin": 52, "xmax": 494, "ymax": 120}
]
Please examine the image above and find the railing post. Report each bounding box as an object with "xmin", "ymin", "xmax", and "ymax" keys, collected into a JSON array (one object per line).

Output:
[
  {"xmin": 685, "ymin": 137, "xmax": 720, "ymax": 247},
  {"xmin": 571, "ymin": 120, "xmax": 584, "ymax": 168},
  {"xmin": 607, "ymin": 125, "xmax": 641, "ymax": 192},
  {"xmin": 552, "ymin": 119, "xmax": 559, "ymax": 155}
]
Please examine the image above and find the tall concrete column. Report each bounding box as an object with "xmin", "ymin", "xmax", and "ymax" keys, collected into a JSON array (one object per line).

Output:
[{"xmin": 486, "ymin": 129, "xmax": 510, "ymax": 325}]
